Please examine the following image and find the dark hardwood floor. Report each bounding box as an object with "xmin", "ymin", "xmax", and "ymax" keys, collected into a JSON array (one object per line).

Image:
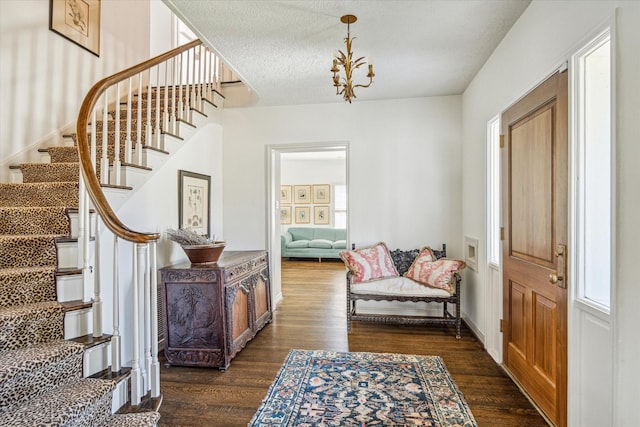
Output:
[{"xmin": 158, "ymin": 259, "xmax": 547, "ymax": 426}]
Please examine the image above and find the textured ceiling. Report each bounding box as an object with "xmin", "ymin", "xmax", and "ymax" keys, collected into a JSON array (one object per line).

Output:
[{"xmin": 164, "ymin": 0, "xmax": 531, "ymax": 106}]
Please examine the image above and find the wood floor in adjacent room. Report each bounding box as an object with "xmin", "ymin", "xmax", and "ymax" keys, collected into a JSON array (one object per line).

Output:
[{"xmin": 158, "ymin": 259, "xmax": 547, "ymax": 426}]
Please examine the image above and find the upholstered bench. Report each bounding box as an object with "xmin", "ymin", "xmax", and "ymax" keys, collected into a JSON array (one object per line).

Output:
[{"xmin": 342, "ymin": 244, "xmax": 464, "ymax": 339}]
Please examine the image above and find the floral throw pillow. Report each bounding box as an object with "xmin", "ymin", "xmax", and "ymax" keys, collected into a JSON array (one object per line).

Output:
[
  {"xmin": 405, "ymin": 247, "xmax": 465, "ymax": 294},
  {"xmin": 339, "ymin": 242, "xmax": 399, "ymax": 283}
]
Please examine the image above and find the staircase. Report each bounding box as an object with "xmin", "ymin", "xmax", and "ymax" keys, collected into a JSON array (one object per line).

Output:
[
  {"xmin": 0, "ymin": 39, "xmax": 228, "ymax": 425},
  {"xmin": 0, "ymin": 150, "xmax": 160, "ymax": 424}
]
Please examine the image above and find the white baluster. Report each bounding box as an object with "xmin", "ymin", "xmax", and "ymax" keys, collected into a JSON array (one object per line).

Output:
[
  {"xmin": 163, "ymin": 61, "xmax": 169, "ymax": 136},
  {"xmin": 146, "ymin": 69, "xmax": 153, "ymax": 153},
  {"xmin": 184, "ymin": 51, "xmax": 191, "ymax": 121},
  {"xmin": 170, "ymin": 56, "xmax": 177, "ymax": 135},
  {"xmin": 155, "ymin": 66, "xmax": 161, "ymax": 149},
  {"xmin": 191, "ymin": 46, "xmax": 197, "ymax": 113},
  {"xmin": 178, "ymin": 52, "xmax": 184, "ymax": 123},
  {"xmin": 169, "ymin": 56, "xmax": 178, "ymax": 135},
  {"xmin": 113, "ymin": 82, "xmax": 121, "ymax": 186},
  {"xmin": 90, "ymin": 108, "xmax": 97, "ymax": 166},
  {"xmin": 131, "ymin": 243, "xmax": 143, "ymax": 405},
  {"xmin": 150, "ymin": 241, "xmax": 160, "ymax": 397},
  {"xmin": 77, "ymin": 167, "xmax": 87, "ymax": 294},
  {"xmin": 144, "ymin": 243, "xmax": 152, "ymax": 393},
  {"xmin": 92, "ymin": 217, "xmax": 102, "ymax": 337},
  {"xmin": 111, "ymin": 235, "xmax": 121, "ymax": 372},
  {"xmin": 85, "ymin": 109, "xmax": 97, "ymax": 303},
  {"xmin": 215, "ymin": 56, "xmax": 222, "ymax": 93},
  {"xmin": 197, "ymin": 44, "xmax": 202, "ymax": 109},
  {"xmin": 136, "ymin": 74, "xmax": 143, "ymax": 166},
  {"xmin": 124, "ymin": 77, "xmax": 132, "ymax": 164},
  {"xmin": 100, "ymin": 92, "xmax": 109, "ymax": 184}
]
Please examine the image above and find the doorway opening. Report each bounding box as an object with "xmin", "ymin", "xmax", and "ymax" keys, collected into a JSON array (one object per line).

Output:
[{"xmin": 267, "ymin": 143, "xmax": 349, "ymax": 306}]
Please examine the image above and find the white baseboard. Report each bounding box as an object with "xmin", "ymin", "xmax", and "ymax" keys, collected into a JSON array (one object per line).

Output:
[{"xmin": 461, "ymin": 311, "xmax": 485, "ymax": 343}]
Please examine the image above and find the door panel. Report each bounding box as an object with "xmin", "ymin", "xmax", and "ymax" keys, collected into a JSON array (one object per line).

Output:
[
  {"xmin": 510, "ymin": 106, "xmax": 554, "ymax": 265},
  {"xmin": 502, "ymin": 70, "xmax": 568, "ymax": 427}
]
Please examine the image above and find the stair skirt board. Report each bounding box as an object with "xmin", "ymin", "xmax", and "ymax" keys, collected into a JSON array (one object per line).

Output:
[
  {"xmin": 56, "ymin": 273, "xmax": 84, "ymax": 302},
  {"xmin": 57, "ymin": 239, "xmax": 94, "ymax": 270},
  {"xmin": 84, "ymin": 341, "xmax": 111, "ymax": 377},
  {"xmin": 64, "ymin": 307, "xmax": 93, "ymax": 340}
]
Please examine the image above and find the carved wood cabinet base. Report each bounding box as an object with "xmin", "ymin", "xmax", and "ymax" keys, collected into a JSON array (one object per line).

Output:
[{"xmin": 160, "ymin": 251, "xmax": 272, "ymax": 369}]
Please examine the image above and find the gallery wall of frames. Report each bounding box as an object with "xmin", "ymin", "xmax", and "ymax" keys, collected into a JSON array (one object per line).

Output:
[{"xmin": 279, "ymin": 184, "xmax": 331, "ymax": 225}]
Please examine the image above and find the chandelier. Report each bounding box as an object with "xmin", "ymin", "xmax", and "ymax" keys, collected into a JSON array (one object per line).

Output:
[{"xmin": 331, "ymin": 14, "xmax": 374, "ymax": 103}]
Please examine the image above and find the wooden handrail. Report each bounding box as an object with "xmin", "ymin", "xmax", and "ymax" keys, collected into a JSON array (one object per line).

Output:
[{"xmin": 76, "ymin": 39, "xmax": 202, "ymax": 243}]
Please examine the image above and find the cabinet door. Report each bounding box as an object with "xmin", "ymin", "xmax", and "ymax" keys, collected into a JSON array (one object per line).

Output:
[
  {"xmin": 162, "ymin": 269, "xmax": 226, "ymax": 367},
  {"xmin": 253, "ymin": 269, "xmax": 271, "ymax": 331},
  {"xmin": 226, "ymin": 281, "xmax": 252, "ymax": 358}
]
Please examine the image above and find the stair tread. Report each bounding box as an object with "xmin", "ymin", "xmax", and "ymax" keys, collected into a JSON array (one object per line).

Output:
[
  {"xmin": 0, "ymin": 301, "xmax": 64, "ymax": 350},
  {"xmin": 71, "ymin": 333, "xmax": 112, "ymax": 348},
  {"xmin": 0, "ymin": 300, "xmax": 63, "ymax": 317},
  {"xmin": 0, "ymin": 377, "xmax": 115, "ymax": 425},
  {"xmin": 0, "ymin": 266, "xmax": 57, "ymax": 307},
  {"xmin": 0, "ymin": 339, "xmax": 84, "ymax": 412},
  {"xmin": 0, "ymin": 206, "xmax": 70, "ymax": 235},
  {"xmin": 0, "ymin": 339, "xmax": 84, "ymax": 374}
]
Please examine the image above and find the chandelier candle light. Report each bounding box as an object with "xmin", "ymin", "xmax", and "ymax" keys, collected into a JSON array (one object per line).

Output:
[{"xmin": 331, "ymin": 14, "xmax": 374, "ymax": 103}]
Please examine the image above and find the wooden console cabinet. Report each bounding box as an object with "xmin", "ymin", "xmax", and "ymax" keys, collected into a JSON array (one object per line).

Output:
[{"xmin": 160, "ymin": 250, "xmax": 271, "ymax": 369}]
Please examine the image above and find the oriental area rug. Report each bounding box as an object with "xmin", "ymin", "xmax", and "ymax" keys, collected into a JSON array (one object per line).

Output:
[{"xmin": 249, "ymin": 349, "xmax": 477, "ymax": 426}]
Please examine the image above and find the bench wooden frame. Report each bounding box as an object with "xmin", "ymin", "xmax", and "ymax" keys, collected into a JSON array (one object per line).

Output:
[{"xmin": 346, "ymin": 245, "xmax": 462, "ymax": 338}]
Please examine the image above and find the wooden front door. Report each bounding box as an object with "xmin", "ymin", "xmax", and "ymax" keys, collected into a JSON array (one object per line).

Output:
[{"xmin": 501, "ymin": 70, "xmax": 568, "ymax": 427}]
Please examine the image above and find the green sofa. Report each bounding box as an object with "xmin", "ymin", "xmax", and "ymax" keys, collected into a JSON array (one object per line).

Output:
[{"xmin": 281, "ymin": 227, "xmax": 347, "ymax": 260}]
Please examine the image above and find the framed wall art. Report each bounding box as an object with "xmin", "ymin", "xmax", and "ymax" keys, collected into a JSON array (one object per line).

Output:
[
  {"xmin": 314, "ymin": 206, "xmax": 330, "ymax": 225},
  {"xmin": 312, "ymin": 184, "xmax": 331, "ymax": 204},
  {"xmin": 279, "ymin": 206, "xmax": 292, "ymax": 224},
  {"xmin": 294, "ymin": 185, "xmax": 311, "ymax": 204},
  {"xmin": 178, "ymin": 170, "xmax": 210, "ymax": 236},
  {"xmin": 280, "ymin": 185, "xmax": 292, "ymax": 204},
  {"xmin": 50, "ymin": 0, "xmax": 101, "ymax": 57},
  {"xmin": 295, "ymin": 206, "xmax": 310, "ymax": 224}
]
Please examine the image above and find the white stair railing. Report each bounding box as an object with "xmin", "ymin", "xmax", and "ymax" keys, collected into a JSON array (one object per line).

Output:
[{"xmin": 76, "ymin": 39, "xmax": 230, "ymax": 406}]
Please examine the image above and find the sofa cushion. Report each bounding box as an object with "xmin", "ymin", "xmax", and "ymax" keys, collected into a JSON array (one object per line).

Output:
[
  {"xmin": 309, "ymin": 239, "xmax": 333, "ymax": 249},
  {"xmin": 351, "ymin": 276, "xmax": 451, "ymax": 298},
  {"xmin": 339, "ymin": 242, "xmax": 398, "ymax": 284},
  {"xmin": 287, "ymin": 239, "xmax": 310, "ymax": 249},
  {"xmin": 405, "ymin": 250, "xmax": 465, "ymax": 294},
  {"xmin": 313, "ymin": 228, "xmax": 338, "ymax": 241},
  {"xmin": 288, "ymin": 228, "xmax": 315, "ymax": 241},
  {"xmin": 332, "ymin": 240, "xmax": 347, "ymax": 249}
]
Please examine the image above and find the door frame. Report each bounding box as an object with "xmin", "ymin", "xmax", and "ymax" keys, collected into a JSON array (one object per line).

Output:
[{"xmin": 266, "ymin": 142, "xmax": 350, "ymax": 306}]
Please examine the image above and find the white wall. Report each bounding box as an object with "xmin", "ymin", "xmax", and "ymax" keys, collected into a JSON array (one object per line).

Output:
[
  {"xmin": 0, "ymin": 0, "xmax": 152, "ymax": 168},
  {"xmin": 98, "ymin": 123, "xmax": 224, "ymax": 364},
  {"xmin": 461, "ymin": 1, "xmax": 640, "ymax": 425},
  {"xmin": 222, "ymin": 96, "xmax": 463, "ymax": 255},
  {"xmin": 281, "ymin": 156, "xmax": 346, "ymax": 230}
]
